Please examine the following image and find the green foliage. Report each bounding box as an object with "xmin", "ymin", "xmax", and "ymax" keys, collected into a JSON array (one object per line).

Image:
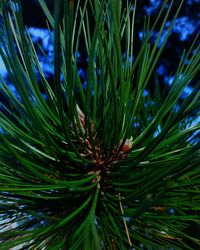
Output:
[{"xmin": 0, "ymin": 0, "xmax": 200, "ymax": 249}]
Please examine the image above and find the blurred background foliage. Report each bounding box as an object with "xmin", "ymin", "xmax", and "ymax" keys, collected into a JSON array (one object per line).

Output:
[
  {"xmin": 16, "ymin": 0, "xmax": 200, "ymax": 102},
  {"xmin": 1, "ymin": 0, "xmax": 200, "ymax": 99}
]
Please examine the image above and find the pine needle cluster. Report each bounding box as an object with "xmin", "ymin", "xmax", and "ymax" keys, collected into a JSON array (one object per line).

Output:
[{"xmin": 0, "ymin": 0, "xmax": 200, "ymax": 249}]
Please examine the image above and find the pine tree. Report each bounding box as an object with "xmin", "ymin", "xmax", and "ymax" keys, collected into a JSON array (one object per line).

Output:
[{"xmin": 0, "ymin": 0, "xmax": 200, "ymax": 249}]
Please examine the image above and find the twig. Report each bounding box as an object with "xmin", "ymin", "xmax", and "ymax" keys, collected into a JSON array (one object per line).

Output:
[{"xmin": 118, "ymin": 193, "xmax": 133, "ymax": 247}]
